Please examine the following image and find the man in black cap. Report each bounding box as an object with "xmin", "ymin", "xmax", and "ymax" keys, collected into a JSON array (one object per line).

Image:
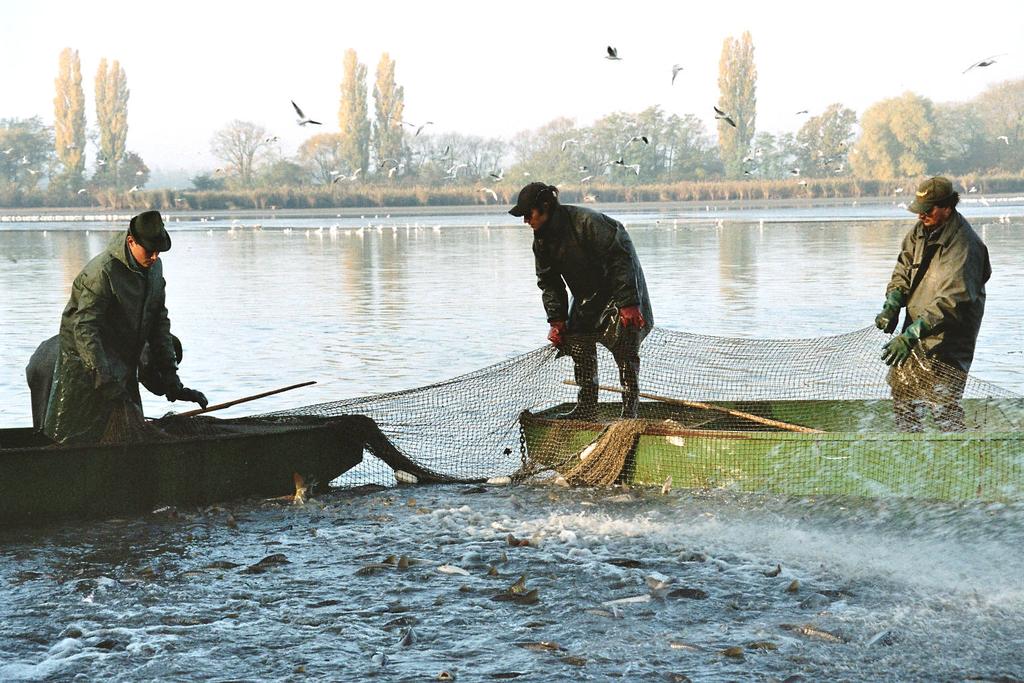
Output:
[
  {"xmin": 873, "ymin": 176, "xmax": 991, "ymax": 431},
  {"xmin": 43, "ymin": 210, "xmax": 207, "ymax": 444},
  {"xmin": 510, "ymin": 182, "xmax": 653, "ymax": 419}
]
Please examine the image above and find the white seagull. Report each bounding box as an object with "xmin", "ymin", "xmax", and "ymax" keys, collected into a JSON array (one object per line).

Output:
[
  {"xmin": 128, "ymin": 185, "xmax": 140, "ymax": 192},
  {"xmin": 478, "ymin": 187, "xmax": 498, "ymax": 202},
  {"xmin": 714, "ymin": 106, "xmax": 737, "ymax": 128},
  {"xmin": 671, "ymin": 64, "xmax": 683, "ymax": 85},
  {"xmin": 77, "ymin": 188, "xmax": 87, "ymax": 194},
  {"xmin": 580, "ymin": 175, "xmax": 594, "ymax": 183},
  {"xmin": 404, "ymin": 120, "xmax": 434, "ymax": 136},
  {"xmin": 626, "ymin": 135, "xmax": 649, "ymax": 145},
  {"xmin": 1, "ymin": 148, "xmax": 12, "ymax": 155},
  {"xmin": 997, "ymin": 135, "xmax": 1010, "ymax": 144},
  {"xmin": 291, "ymin": 100, "xmax": 322, "ymax": 126},
  {"xmin": 446, "ymin": 162, "xmax": 468, "ymax": 178},
  {"xmin": 963, "ymin": 54, "xmax": 1006, "ymax": 74},
  {"xmin": 561, "ymin": 138, "xmax": 579, "ymax": 152},
  {"xmin": 605, "ymin": 46, "xmax": 621, "ymax": 61},
  {"xmin": 489, "ymin": 169, "xmax": 504, "ymax": 181}
]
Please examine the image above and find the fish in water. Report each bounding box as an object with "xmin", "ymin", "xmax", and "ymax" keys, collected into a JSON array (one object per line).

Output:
[
  {"xmin": 493, "ymin": 589, "xmax": 539, "ymax": 605},
  {"xmin": 242, "ymin": 553, "xmax": 290, "ymax": 574},
  {"xmin": 667, "ymin": 587, "xmax": 708, "ymax": 600},
  {"xmin": 603, "ymin": 594, "xmax": 651, "ymax": 606},
  {"xmin": 506, "ymin": 533, "xmax": 531, "ymax": 547},
  {"xmin": 437, "ymin": 564, "xmax": 471, "ymax": 576},
  {"xmin": 293, "ymin": 472, "xmax": 308, "ymax": 504},
  {"xmin": 493, "ymin": 576, "xmax": 540, "ymax": 604},
  {"xmin": 515, "ymin": 641, "xmax": 564, "ymax": 652},
  {"xmin": 764, "ymin": 564, "xmax": 782, "ymax": 577},
  {"xmin": 780, "ymin": 623, "xmax": 845, "ymax": 643}
]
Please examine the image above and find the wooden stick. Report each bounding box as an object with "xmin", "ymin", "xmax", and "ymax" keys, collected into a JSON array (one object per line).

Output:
[
  {"xmin": 563, "ymin": 380, "xmax": 823, "ymax": 434},
  {"xmin": 163, "ymin": 381, "xmax": 317, "ymax": 419}
]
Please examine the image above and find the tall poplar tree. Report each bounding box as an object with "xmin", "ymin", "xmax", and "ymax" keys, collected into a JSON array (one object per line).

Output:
[
  {"xmin": 338, "ymin": 49, "xmax": 370, "ymax": 175},
  {"xmin": 372, "ymin": 52, "xmax": 405, "ymax": 173},
  {"xmin": 54, "ymin": 47, "xmax": 87, "ymax": 190},
  {"xmin": 95, "ymin": 58, "xmax": 130, "ymax": 187},
  {"xmin": 717, "ymin": 31, "xmax": 757, "ymax": 178}
]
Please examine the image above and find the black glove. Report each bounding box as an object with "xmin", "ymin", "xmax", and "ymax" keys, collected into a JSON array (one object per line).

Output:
[
  {"xmin": 168, "ymin": 385, "xmax": 208, "ymax": 409},
  {"xmin": 874, "ymin": 289, "xmax": 906, "ymax": 334}
]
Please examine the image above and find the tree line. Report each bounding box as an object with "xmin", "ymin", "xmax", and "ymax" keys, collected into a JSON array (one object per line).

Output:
[{"xmin": 2, "ymin": 38, "xmax": 1023, "ymax": 208}]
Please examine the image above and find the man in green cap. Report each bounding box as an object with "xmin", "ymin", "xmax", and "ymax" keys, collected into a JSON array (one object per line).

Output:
[
  {"xmin": 43, "ymin": 210, "xmax": 207, "ymax": 444},
  {"xmin": 874, "ymin": 176, "xmax": 991, "ymax": 431},
  {"xmin": 510, "ymin": 182, "xmax": 653, "ymax": 419}
]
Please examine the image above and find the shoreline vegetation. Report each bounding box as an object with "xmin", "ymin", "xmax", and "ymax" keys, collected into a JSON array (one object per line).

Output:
[{"xmin": 2, "ymin": 175, "xmax": 1024, "ymax": 215}]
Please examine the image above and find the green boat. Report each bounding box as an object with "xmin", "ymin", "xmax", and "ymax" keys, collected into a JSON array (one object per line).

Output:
[
  {"xmin": 0, "ymin": 415, "xmax": 364, "ymax": 525},
  {"xmin": 520, "ymin": 398, "xmax": 1024, "ymax": 502}
]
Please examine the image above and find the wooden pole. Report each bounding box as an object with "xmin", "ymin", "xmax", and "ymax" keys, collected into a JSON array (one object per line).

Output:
[
  {"xmin": 162, "ymin": 381, "xmax": 317, "ymax": 419},
  {"xmin": 563, "ymin": 380, "xmax": 822, "ymax": 434}
]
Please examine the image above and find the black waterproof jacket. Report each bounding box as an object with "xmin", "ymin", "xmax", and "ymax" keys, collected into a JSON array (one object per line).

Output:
[
  {"xmin": 885, "ymin": 211, "xmax": 991, "ymax": 371},
  {"xmin": 532, "ymin": 204, "xmax": 653, "ymax": 333}
]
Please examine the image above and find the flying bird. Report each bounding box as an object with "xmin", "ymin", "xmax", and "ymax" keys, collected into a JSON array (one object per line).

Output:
[
  {"xmin": 671, "ymin": 64, "xmax": 683, "ymax": 85},
  {"xmin": 795, "ymin": 109, "xmax": 809, "ymax": 115},
  {"xmin": 561, "ymin": 138, "xmax": 579, "ymax": 152},
  {"xmin": 625, "ymin": 164, "xmax": 640, "ymax": 176},
  {"xmin": 626, "ymin": 135, "xmax": 649, "ymax": 145},
  {"xmin": 135, "ymin": 170, "xmax": 144, "ymax": 176},
  {"xmin": 789, "ymin": 168, "xmax": 801, "ymax": 176},
  {"xmin": 997, "ymin": 135, "xmax": 1010, "ymax": 144},
  {"xmin": 578, "ymin": 165, "xmax": 590, "ymax": 172},
  {"xmin": 77, "ymin": 188, "xmax": 87, "ymax": 194},
  {"xmin": 963, "ymin": 54, "xmax": 1005, "ymax": 74},
  {"xmin": 605, "ymin": 46, "xmax": 621, "ymax": 61},
  {"xmin": 404, "ymin": 120, "xmax": 434, "ymax": 136},
  {"xmin": 128, "ymin": 185, "xmax": 139, "ymax": 192},
  {"xmin": 96, "ymin": 159, "xmax": 107, "ymax": 166},
  {"xmin": 580, "ymin": 175, "xmax": 593, "ymax": 183},
  {"xmin": 291, "ymin": 100, "xmax": 322, "ymax": 126},
  {"xmin": 388, "ymin": 167, "xmax": 399, "ymax": 178},
  {"xmin": 714, "ymin": 106, "xmax": 737, "ymax": 128},
  {"xmin": 489, "ymin": 169, "xmax": 504, "ymax": 181},
  {"xmin": 602, "ymin": 157, "xmax": 624, "ymax": 167},
  {"xmin": 265, "ymin": 135, "xmax": 279, "ymax": 143},
  {"xmin": 1, "ymin": 148, "xmax": 12, "ymax": 155},
  {"xmin": 478, "ymin": 187, "xmax": 498, "ymax": 202},
  {"xmin": 446, "ymin": 162, "xmax": 468, "ymax": 178}
]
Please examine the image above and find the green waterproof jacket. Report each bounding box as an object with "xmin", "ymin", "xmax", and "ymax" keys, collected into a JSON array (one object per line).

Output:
[
  {"xmin": 885, "ymin": 211, "xmax": 991, "ymax": 371},
  {"xmin": 43, "ymin": 231, "xmax": 179, "ymax": 443},
  {"xmin": 533, "ymin": 204, "xmax": 653, "ymax": 333}
]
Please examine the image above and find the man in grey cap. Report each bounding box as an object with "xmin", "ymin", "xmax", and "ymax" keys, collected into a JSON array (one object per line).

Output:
[
  {"xmin": 511, "ymin": 182, "xmax": 653, "ymax": 419},
  {"xmin": 874, "ymin": 176, "xmax": 991, "ymax": 431},
  {"xmin": 43, "ymin": 210, "xmax": 207, "ymax": 444}
]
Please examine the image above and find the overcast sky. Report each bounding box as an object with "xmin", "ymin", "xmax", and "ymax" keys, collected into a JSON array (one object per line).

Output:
[{"xmin": 3, "ymin": 0, "xmax": 1022, "ymax": 173}]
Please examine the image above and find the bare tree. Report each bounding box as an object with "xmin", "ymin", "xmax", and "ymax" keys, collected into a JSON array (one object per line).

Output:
[{"xmin": 210, "ymin": 120, "xmax": 270, "ymax": 187}]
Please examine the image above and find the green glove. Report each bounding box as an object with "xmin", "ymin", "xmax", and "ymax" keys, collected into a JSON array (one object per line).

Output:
[
  {"xmin": 881, "ymin": 318, "xmax": 927, "ymax": 367},
  {"xmin": 874, "ymin": 289, "xmax": 906, "ymax": 334}
]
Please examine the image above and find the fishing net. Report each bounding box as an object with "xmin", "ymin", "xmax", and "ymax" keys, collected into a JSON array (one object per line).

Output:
[{"xmin": 266, "ymin": 326, "xmax": 1024, "ymax": 502}]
